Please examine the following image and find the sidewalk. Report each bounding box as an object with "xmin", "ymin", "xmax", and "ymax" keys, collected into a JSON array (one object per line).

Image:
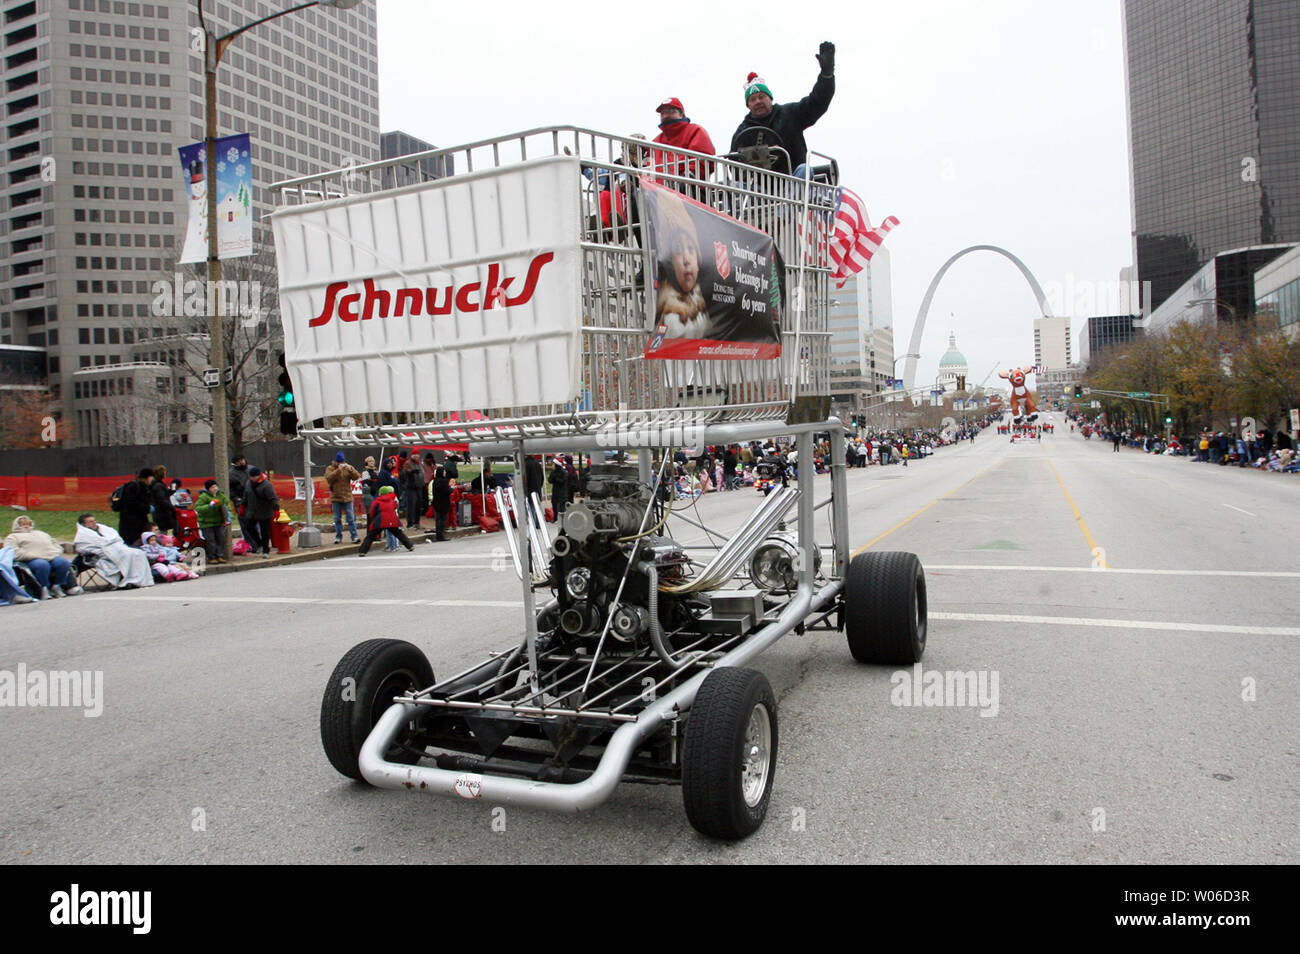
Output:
[{"xmin": 201, "ymin": 519, "xmax": 483, "ymax": 575}]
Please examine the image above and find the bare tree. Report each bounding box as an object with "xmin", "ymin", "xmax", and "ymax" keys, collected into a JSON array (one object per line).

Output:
[
  {"xmin": 1083, "ymin": 316, "xmax": 1300, "ymax": 435},
  {"xmin": 107, "ymin": 241, "xmax": 284, "ymax": 448},
  {"xmin": 1225, "ymin": 314, "xmax": 1300, "ymax": 431},
  {"xmin": 0, "ymin": 388, "xmax": 73, "ymax": 448}
]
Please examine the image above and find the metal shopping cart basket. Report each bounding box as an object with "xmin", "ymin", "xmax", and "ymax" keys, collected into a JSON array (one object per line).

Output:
[{"xmin": 271, "ymin": 127, "xmax": 928, "ymax": 839}]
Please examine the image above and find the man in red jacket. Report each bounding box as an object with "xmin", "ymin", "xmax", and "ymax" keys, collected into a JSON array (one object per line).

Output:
[
  {"xmin": 652, "ymin": 97, "xmax": 715, "ymax": 196},
  {"xmin": 357, "ymin": 486, "xmax": 415, "ymax": 556}
]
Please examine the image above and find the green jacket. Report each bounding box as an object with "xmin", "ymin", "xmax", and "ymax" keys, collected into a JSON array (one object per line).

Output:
[{"xmin": 194, "ymin": 490, "xmax": 232, "ymax": 528}]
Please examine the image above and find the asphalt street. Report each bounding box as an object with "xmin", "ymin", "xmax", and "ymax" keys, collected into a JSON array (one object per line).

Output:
[{"xmin": 3, "ymin": 425, "xmax": 1297, "ymax": 864}]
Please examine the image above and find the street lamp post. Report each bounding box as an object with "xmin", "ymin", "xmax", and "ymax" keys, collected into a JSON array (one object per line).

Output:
[
  {"xmin": 196, "ymin": 0, "xmax": 364, "ymax": 557},
  {"xmin": 888, "ymin": 352, "xmax": 921, "ymax": 432}
]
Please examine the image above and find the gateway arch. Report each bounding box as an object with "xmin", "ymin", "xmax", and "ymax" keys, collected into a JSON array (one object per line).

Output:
[{"xmin": 902, "ymin": 245, "xmax": 1052, "ymax": 392}]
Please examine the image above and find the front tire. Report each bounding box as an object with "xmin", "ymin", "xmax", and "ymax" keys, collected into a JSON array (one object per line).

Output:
[
  {"xmin": 320, "ymin": 638, "xmax": 434, "ymax": 781},
  {"xmin": 844, "ymin": 551, "xmax": 927, "ymax": 664},
  {"xmin": 682, "ymin": 667, "xmax": 777, "ymax": 840}
]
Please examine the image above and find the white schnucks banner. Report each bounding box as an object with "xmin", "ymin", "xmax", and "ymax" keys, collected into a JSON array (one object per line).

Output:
[{"xmin": 271, "ymin": 156, "xmax": 582, "ymax": 420}]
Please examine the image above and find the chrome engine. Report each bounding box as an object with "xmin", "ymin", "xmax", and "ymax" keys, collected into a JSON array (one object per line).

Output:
[{"xmin": 548, "ymin": 465, "xmax": 691, "ymax": 648}]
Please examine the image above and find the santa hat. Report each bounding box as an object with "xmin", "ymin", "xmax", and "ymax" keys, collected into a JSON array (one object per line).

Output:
[{"xmin": 744, "ymin": 72, "xmax": 772, "ymax": 103}]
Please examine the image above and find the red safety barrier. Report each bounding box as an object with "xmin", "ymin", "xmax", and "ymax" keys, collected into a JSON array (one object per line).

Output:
[{"xmin": 0, "ymin": 474, "xmax": 323, "ymax": 512}]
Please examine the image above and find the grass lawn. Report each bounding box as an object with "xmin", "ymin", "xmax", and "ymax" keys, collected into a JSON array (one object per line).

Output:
[{"xmin": 6, "ymin": 508, "xmax": 118, "ymax": 544}]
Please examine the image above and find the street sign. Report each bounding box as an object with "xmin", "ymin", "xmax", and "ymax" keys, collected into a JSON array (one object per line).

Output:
[
  {"xmin": 202, "ymin": 366, "xmax": 234, "ymax": 388},
  {"xmin": 1091, "ymin": 400, "xmax": 1101, "ymax": 409},
  {"xmin": 1082, "ymin": 387, "xmax": 1091, "ymax": 395},
  {"xmin": 1127, "ymin": 391, "xmax": 1151, "ymax": 398}
]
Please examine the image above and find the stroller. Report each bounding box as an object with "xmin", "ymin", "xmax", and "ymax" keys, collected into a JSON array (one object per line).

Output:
[{"xmin": 170, "ymin": 505, "xmax": 206, "ymax": 573}]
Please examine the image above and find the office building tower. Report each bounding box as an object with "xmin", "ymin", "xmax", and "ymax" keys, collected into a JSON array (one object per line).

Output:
[
  {"xmin": 827, "ymin": 272, "xmax": 868, "ymax": 416},
  {"xmin": 0, "ymin": 0, "xmax": 380, "ymax": 446},
  {"xmin": 1033, "ymin": 315, "xmax": 1071, "ymax": 371},
  {"xmin": 1078, "ymin": 314, "xmax": 1138, "ymax": 369},
  {"xmin": 380, "ymin": 130, "xmax": 453, "ymax": 190},
  {"xmin": 1124, "ymin": 0, "xmax": 1300, "ymax": 313},
  {"xmin": 1255, "ymin": 245, "xmax": 1300, "ymax": 341}
]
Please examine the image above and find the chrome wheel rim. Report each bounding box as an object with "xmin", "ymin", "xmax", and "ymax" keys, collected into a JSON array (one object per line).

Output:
[{"xmin": 741, "ymin": 704, "xmax": 772, "ymax": 807}]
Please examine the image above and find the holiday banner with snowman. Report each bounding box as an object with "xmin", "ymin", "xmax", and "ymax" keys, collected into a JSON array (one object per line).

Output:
[{"xmin": 177, "ymin": 133, "xmax": 254, "ymax": 263}]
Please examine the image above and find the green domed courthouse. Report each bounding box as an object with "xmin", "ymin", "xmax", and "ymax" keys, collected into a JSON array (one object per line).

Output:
[{"xmin": 937, "ymin": 333, "xmax": 968, "ymax": 393}]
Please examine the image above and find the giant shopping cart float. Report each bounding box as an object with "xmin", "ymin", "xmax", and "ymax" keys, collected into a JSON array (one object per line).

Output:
[{"xmin": 270, "ymin": 128, "xmax": 929, "ymax": 839}]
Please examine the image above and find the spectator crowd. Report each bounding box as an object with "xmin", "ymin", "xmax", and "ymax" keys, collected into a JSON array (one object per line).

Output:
[{"xmin": 1084, "ymin": 417, "xmax": 1299, "ymax": 473}]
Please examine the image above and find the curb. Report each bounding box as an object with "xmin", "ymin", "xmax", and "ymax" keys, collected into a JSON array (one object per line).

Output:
[{"xmin": 200, "ymin": 523, "xmax": 482, "ymax": 575}]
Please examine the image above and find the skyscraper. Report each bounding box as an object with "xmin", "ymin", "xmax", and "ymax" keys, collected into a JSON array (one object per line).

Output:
[
  {"xmin": 380, "ymin": 130, "xmax": 453, "ymax": 190},
  {"xmin": 1078, "ymin": 314, "xmax": 1136, "ymax": 369},
  {"xmin": 0, "ymin": 0, "xmax": 380, "ymax": 446},
  {"xmin": 826, "ymin": 271, "xmax": 868, "ymax": 417},
  {"xmin": 1124, "ymin": 0, "xmax": 1300, "ymax": 313},
  {"xmin": 1033, "ymin": 316, "xmax": 1071, "ymax": 371},
  {"xmin": 826, "ymin": 247, "xmax": 894, "ymax": 416}
]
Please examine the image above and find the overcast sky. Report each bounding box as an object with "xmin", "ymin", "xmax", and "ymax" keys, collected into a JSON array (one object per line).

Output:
[{"xmin": 375, "ymin": 0, "xmax": 1133, "ymax": 392}]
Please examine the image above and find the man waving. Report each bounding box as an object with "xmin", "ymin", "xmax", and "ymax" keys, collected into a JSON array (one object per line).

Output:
[{"xmin": 731, "ymin": 41, "xmax": 836, "ymax": 177}]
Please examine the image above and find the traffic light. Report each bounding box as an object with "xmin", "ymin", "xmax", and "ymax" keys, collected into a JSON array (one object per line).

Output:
[
  {"xmin": 1164, "ymin": 415, "xmax": 1172, "ymax": 425},
  {"xmin": 277, "ymin": 367, "xmax": 297, "ymax": 435},
  {"xmin": 1073, "ymin": 385, "xmax": 1084, "ymax": 398}
]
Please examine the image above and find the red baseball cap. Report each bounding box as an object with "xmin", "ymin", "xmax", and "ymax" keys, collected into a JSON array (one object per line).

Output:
[{"xmin": 656, "ymin": 97, "xmax": 684, "ymax": 113}]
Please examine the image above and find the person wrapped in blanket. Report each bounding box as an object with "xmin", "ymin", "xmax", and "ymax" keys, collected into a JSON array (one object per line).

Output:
[
  {"xmin": 74, "ymin": 514, "xmax": 154, "ymax": 589},
  {"xmin": 1, "ymin": 545, "xmax": 36, "ymax": 605},
  {"xmin": 139, "ymin": 530, "xmax": 198, "ymax": 582}
]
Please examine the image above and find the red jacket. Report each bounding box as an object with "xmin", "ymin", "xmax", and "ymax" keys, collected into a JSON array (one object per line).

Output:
[
  {"xmin": 368, "ymin": 493, "xmax": 400, "ymax": 530},
  {"xmin": 652, "ymin": 120, "xmax": 715, "ymax": 181}
]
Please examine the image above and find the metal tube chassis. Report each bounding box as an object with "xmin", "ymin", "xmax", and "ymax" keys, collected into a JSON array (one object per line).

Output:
[{"xmin": 356, "ymin": 418, "xmax": 852, "ymax": 812}]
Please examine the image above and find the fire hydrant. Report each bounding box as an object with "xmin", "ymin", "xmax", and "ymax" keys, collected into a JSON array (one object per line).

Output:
[{"xmin": 271, "ymin": 509, "xmax": 293, "ymax": 554}]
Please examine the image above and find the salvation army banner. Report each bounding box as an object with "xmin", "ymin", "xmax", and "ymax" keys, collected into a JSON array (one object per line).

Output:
[
  {"xmin": 177, "ymin": 133, "xmax": 254, "ymax": 263},
  {"xmin": 271, "ymin": 156, "xmax": 583, "ymax": 421},
  {"xmin": 642, "ymin": 178, "xmax": 784, "ymax": 360}
]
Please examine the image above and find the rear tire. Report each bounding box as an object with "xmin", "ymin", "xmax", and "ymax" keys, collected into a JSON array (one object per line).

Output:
[
  {"xmin": 844, "ymin": 551, "xmax": 927, "ymax": 664},
  {"xmin": 321, "ymin": 638, "xmax": 434, "ymax": 781},
  {"xmin": 682, "ymin": 667, "xmax": 777, "ymax": 840}
]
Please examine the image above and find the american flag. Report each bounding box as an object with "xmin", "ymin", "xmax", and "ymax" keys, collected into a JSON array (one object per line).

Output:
[
  {"xmin": 1032, "ymin": 363, "xmax": 1048, "ymax": 375},
  {"xmin": 828, "ymin": 188, "xmax": 899, "ymax": 287}
]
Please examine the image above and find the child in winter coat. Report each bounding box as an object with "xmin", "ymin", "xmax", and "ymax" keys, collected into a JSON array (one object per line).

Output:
[
  {"xmin": 357, "ymin": 487, "xmax": 415, "ymax": 556},
  {"xmin": 140, "ymin": 531, "xmax": 198, "ymax": 582}
]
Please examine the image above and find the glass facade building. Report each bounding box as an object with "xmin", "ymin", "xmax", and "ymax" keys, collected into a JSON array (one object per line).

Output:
[
  {"xmin": 1078, "ymin": 314, "xmax": 1137, "ymax": 369},
  {"xmin": 1124, "ymin": 0, "xmax": 1300, "ymax": 313},
  {"xmin": 826, "ymin": 247, "xmax": 895, "ymax": 416},
  {"xmin": 1255, "ymin": 244, "xmax": 1300, "ymax": 339}
]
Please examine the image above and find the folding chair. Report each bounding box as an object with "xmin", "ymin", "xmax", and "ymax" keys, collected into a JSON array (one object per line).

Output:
[
  {"xmin": 71, "ymin": 552, "xmax": 112, "ymax": 591},
  {"xmin": 14, "ymin": 563, "xmax": 44, "ymax": 600}
]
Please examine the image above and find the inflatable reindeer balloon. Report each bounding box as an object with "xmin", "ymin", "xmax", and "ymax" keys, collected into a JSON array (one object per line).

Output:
[{"xmin": 998, "ymin": 366, "xmax": 1038, "ymax": 422}]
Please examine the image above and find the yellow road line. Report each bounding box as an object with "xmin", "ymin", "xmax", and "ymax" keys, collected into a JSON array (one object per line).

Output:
[
  {"xmin": 851, "ymin": 460, "xmax": 1003, "ymax": 556},
  {"xmin": 1046, "ymin": 458, "xmax": 1108, "ymax": 568}
]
